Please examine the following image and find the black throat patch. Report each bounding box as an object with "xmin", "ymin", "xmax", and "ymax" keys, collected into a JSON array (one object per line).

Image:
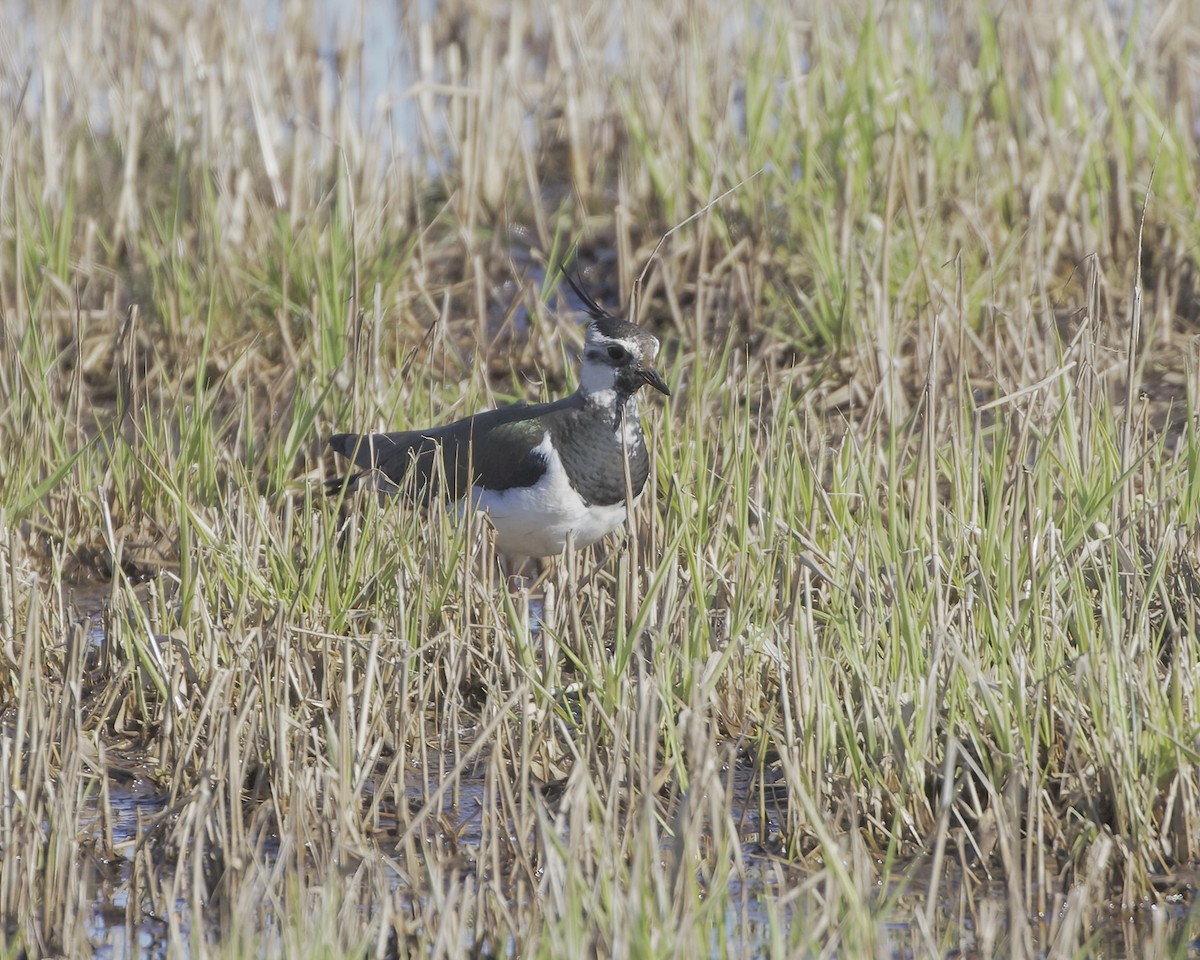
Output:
[{"xmin": 548, "ymin": 400, "xmax": 650, "ymax": 507}]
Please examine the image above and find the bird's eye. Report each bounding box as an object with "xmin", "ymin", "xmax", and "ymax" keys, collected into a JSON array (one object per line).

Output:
[{"xmin": 607, "ymin": 345, "xmax": 629, "ymax": 361}]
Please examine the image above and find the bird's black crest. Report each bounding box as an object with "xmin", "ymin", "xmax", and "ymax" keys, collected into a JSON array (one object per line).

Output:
[{"xmin": 562, "ymin": 269, "xmax": 617, "ymax": 322}]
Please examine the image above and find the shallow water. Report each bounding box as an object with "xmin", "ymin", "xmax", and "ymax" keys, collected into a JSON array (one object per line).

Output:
[
  {"xmin": 57, "ymin": 754, "xmax": 1200, "ymax": 958},
  {"xmin": 72, "ymin": 782, "xmax": 176, "ymax": 960},
  {"xmin": 40, "ymin": 595, "xmax": 1198, "ymax": 959}
]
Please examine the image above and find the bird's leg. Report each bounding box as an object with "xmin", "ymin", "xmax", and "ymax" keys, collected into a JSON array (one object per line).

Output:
[
  {"xmin": 573, "ymin": 541, "xmax": 619, "ymax": 592},
  {"xmin": 500, "ymin": 552, "xmax": 541, "ymax": 593}
]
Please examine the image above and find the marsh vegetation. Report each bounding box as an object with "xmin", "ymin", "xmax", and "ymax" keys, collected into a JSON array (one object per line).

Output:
[{"xmin": 2, "ymin": 0, "xmax": 1200, "ymax": 956}]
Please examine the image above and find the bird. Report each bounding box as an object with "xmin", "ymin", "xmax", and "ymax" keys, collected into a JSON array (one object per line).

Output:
[{"xmin": 327, "ymin": 276, "xmax": 670, "ymax": 558}]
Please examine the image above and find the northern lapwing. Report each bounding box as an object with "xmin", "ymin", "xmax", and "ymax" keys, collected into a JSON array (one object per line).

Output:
[{"xmin": 327, "ymin": 277, "xmax": 670, "ymax": 557}]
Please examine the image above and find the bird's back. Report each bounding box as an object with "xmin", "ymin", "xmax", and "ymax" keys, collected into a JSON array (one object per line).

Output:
[{"xmin": 328, "ymin": 396, "xmax": 582, "ymax": 499}]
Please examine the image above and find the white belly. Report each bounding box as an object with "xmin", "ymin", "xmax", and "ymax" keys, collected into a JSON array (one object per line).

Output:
[{"xmin": 467, "ymin": 433, "xmax": 633, "ymax": 556}]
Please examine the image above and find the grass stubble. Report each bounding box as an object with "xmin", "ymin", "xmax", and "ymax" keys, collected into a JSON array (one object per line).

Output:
[{"xmin": 2, "ymin": 0, "xmax": 1200, "ymax": 957}]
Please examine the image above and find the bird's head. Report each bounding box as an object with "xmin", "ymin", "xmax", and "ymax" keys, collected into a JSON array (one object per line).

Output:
[{"xmin": 565, "ymin": 273, "xmax": 670, "ymax": 402}]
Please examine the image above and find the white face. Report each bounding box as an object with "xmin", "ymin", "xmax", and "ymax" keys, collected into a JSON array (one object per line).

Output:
[{"xmin": 580, "ymin": 331, "xmax": 646, "ymax": 396}]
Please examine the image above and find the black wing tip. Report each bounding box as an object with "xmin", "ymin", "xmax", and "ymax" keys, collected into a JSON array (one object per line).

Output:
[
  {"xmin": 327, "ymin": 434, "xmax": 372, "ymax": 494},
  {"xmin": 328, "ymin": 433, "xmax": 358, "ymax": 458}
]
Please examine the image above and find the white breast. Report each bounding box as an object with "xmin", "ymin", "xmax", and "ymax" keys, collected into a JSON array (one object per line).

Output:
[{"xmin": 466, "ymin": 432, "xmax": 634, "ymax": 556}]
